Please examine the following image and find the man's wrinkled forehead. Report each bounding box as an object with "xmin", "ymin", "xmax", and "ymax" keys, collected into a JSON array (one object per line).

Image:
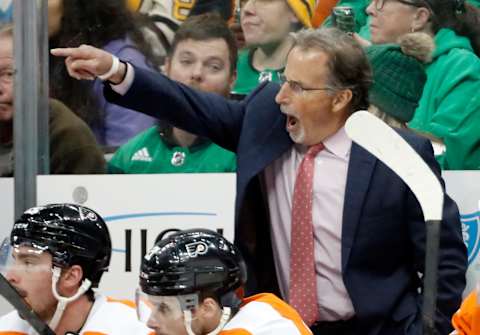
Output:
[
  {"xmin": 0, "ymin": 34, "xmax": 13, "ymax": 60},
  {"xmin": 0, "ymin": 56, "xmax": 13, "ymax": 69}
]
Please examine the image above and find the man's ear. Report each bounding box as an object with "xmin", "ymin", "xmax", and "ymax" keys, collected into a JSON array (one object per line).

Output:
[
  {"xmin": 198, "ymin": 297, "xmax": 221, "ymax": 319},
  {"xmin": 59, "ymin": 265, "xmax": 84, "ymax": 296},
  {"xmin": 332, "ymin": 88, "xmax": 353, "ymax": 114}
]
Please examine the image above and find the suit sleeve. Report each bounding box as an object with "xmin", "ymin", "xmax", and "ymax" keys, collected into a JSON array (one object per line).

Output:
[
  {"xmin": 104, "ymin": 65, "xmax": 246, "ymax": 152},
  {"xmin": 93, "ymin": 45, "xmax": 157, "ymax": 147},
  {"xmin": 407, "ymin": 138, "xmax": 467, "ymax": 334}
]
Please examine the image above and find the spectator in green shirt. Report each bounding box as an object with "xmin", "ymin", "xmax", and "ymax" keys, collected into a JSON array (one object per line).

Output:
[
  {"xmin": 357, "ymin": 0, "xmax": 480, "ymax": 170},
  {"xmin": 108, "ymin": 13, "xmax": 237, "ymax": 174}
]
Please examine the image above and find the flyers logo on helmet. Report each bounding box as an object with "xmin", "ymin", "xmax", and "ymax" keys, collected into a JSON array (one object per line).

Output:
[{"xmin": 185, "ymin": 241, "xmax": 209, "ymax": 257}]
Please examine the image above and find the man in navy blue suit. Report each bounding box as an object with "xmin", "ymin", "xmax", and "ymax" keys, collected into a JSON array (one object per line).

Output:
[{"xmin": 52, "ymin": 27, "xmax": 467, "ymax": 335}]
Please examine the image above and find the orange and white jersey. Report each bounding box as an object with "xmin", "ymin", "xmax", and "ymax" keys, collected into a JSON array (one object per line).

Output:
[
  {"xmin": 451, "ymin": 287, "xmax": 480, "ymax": 335},
  {"xmin": 0, "ymin": 294, "xmax": 153, "ymax": 335},
  {"xmin": 220, "ymin": 293, "xmax": 312, "ymax": 335}
]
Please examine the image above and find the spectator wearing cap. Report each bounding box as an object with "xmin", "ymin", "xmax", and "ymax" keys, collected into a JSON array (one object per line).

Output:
[
  {"xmin": 355, "ymin": 0, "xmax": 480, "ymax": 170},
  {"xmin": 366, "ymin": 33, "xmax": 449, "ymax": 155},
  {"xmin": 231, "ymin": 0, "xmax": 315, "ymax": 97},
  {"xmin": 366, "ymin": 32, "xmax": 434, "ymax": 128}
]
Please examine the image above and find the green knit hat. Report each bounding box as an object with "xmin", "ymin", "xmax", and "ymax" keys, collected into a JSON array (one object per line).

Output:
[{"xmin": 366, "ymin": 33, "xmax": 434, "ymax": 123}]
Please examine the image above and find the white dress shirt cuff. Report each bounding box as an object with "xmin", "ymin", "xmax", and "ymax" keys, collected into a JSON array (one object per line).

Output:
[{"xmin": 110, "ymin": 62, "xmax": 135, "ymax": 96}]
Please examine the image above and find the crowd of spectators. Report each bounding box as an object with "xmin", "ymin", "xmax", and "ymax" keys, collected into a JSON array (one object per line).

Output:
[
  {"xmin": 2, "ymin": 0, "xmax": 479, "ymax": 173},
  {"xmin": 2, "ymin": 0, "xmax": 480, "ymax": 334}
]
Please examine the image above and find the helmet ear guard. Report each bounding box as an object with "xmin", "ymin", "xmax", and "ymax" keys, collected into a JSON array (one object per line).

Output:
[
  {"xmin": 178, "ymin": 293, "xmax": 199, "ymax": 311},
  {"xmin": 49, "ymin": 266, "xmax": 92, "ymax": 329}
]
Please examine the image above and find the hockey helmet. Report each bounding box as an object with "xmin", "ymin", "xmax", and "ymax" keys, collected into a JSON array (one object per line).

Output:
[{"xmin": 10, "ymin": 203, "xmax": 112, "ymax": 287}]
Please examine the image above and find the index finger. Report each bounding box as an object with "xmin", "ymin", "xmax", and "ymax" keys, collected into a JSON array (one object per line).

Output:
[{"xmin": 50, "ymin": 47, "xmax": 86, "ymax": 58}]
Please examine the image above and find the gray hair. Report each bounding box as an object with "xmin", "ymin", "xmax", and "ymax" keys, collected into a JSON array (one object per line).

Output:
[
  {"xmin": 0, "ymin": 23, "xmax": 13, "ymax": 37},
  {"xmin": 291, "ymin": 28, "xmax": 372, "ymax": 112}
]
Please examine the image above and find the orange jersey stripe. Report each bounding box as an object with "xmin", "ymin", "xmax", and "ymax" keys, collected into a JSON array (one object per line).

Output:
[
  {"xmin": 220, "ymin": 329, "xmax": 252, "ymax": 335},
  {"xmin": 106, "ymin": 297, "xmax": 136, "ymax": 309}
]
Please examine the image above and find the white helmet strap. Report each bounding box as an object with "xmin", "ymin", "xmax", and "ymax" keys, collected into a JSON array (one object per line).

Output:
[
  {"xmin": 183, "ymin": 307, "xmax": 231, "ymax": 335},
  {"xmin": 49, "ymin": 266, "xmax": 92, "ymax": 330}
]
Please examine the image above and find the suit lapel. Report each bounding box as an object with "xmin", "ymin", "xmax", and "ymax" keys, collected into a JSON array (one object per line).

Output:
[
  {"xmin": 261, "ymin": 113, "xmax": 292, "ymax": 169},
  {"xmin": 341, "ymin": 142, "xmax": 377, "ymax": 271},
  {"xmin": 242, "ymin": 112, "xmax": 292, "ymax": 182}
]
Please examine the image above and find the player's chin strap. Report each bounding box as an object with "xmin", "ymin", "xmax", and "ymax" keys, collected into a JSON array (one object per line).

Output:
[
  {"xmin": 48, "ymin": 267, "xmax": 92, "ymax": 330},
  {"xmin": 183, "ymin": 307, "xmax": 231, "ymax": 335}
]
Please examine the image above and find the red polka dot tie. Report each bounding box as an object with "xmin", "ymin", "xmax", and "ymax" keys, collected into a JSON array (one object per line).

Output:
[{"xmin": 289, "ymin": 143, "xmax": 324, "ymax": 326}]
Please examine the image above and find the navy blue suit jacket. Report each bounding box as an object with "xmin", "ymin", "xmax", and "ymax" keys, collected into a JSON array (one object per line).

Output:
[{"xmin": 105, "ymin": 66, "xmax": 467, "ymax": 335}]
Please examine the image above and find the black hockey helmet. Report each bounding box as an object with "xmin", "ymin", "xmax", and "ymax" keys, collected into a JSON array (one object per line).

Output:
[
  {"xmin": 140, "ymin": 229, "xmax": 247, "ymax": 299},
  {"xmin": 11, "ymin": 203, "xmax": 112, "ymax": 287}
]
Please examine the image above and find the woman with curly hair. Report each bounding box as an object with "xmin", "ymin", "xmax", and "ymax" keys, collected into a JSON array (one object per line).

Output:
[{"xmin": 49, "ymin": 0, "xmax": 162, "ymax": 147}]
